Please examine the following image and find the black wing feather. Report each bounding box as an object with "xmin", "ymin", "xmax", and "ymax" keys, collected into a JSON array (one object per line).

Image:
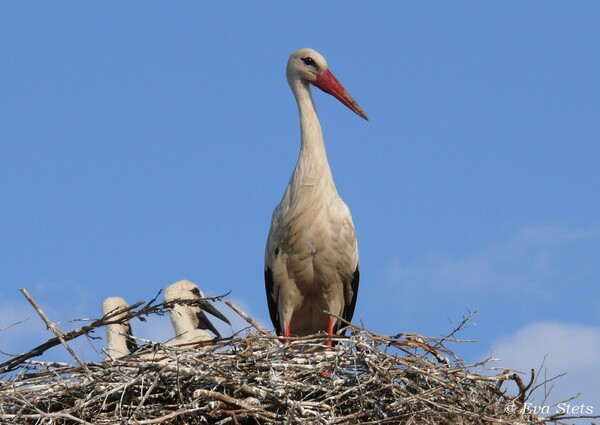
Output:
[
  {"xmin": 264, "ymin": 267, "xmax": 281, "ymax": 335},
  {"xmin": 338, "ymin": 265, "xmax": 360, "ymax": 334},
  {"xmin": 125, "ymin": 323, "xmax": 138, "ymax": 353}
]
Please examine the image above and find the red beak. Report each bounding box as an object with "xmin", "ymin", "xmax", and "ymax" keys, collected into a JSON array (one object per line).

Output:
[{"xmin": 313, "ymin": 69, "xmax": 369, "ymax": 120}]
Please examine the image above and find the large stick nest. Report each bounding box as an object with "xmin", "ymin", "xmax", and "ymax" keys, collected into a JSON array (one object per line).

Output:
[{"xmin": 0, "ymin": 295, "xmax": 578, "ymax": 424}]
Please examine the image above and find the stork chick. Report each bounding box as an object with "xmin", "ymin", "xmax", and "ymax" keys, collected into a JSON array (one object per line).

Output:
[
  {"xmin": 102, "ymin": 297, "xmax": 137, "ymax": 359},
  {"xmin": 164, "ymin": 280, "xmax": 231, "ymax": 345}
]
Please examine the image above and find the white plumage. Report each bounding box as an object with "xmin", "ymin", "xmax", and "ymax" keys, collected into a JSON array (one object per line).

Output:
[
  {"xmin": 101, "ymin": 297, "xmax": 137, "ymax": 359},
  {"xmin": 265, "ymin": 48, "xmax": 367, "ymax": 343},
  {"xmin": 164, "ymin": 280, "xmax": 231, "ymax": 345}
]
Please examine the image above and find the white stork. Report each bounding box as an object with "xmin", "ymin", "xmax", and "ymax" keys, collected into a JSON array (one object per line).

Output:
[
  {"xmin": 164, "ymin": 280, "xmax": 231, "ymax": 345},
  {"xmin": 265, "ymin": 48, "xmax": 368, "ymax": 344},
  {"xmin": 101, "ymin": 297, "xmax": 137, "ymax": 359}
]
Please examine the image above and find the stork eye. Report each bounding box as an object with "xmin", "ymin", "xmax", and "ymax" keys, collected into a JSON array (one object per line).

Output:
[
  {"xmin": 190, "ymin": 287, "xmax": 201, "ymax": 297},
  {"xmin": 301, "ymin": 57, "xmax": 318, "ymax": 69}
]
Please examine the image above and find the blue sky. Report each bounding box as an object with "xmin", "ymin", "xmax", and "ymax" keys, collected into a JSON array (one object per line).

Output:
[{"xmin": 1, "ymin": 2, "xmax": 599, "ymax": 417}]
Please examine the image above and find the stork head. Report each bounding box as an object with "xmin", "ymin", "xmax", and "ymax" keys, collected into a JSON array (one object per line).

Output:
[
  {"xmin": 102, "ymin": 296, "xmax": 128, "ymax": 315},
  {"xmin": 287, "ymin": 48, "xmax": 368, "ymax": 120},
  {"xmin": 164, "ymin": 280, "xmax": 231, "ymax": 338},
  {"xmin": 164, "ymin": 279, "xmax": 205, "ymax": 302}
]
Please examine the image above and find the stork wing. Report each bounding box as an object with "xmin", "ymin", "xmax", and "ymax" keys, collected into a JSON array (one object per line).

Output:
[
  {"xmin": 337, "ymin": 206, "xmax": 360, "ymax": 334},
  {"xmin": 265, "ymin": 203, "xmax": 286, "ymax": 336}
]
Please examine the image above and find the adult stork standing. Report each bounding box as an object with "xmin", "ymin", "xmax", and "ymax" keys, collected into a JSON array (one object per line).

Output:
[
  {"xmin": 164, "ymin": 280, "xmax": 231, "ymax": 345},
  {"xmin": 101, "ymin": 297, "xmax": 137, "ymax": 359},
  {"xmin": 265, "ymin": 48, "xmax": 368, "ymax": 344}
]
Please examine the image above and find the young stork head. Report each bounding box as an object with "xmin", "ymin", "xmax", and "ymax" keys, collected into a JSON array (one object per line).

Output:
[
  {"xmin": 164, "ymin": 280, "xmax": 231, "ymax": 344},
  {"xmin": 286, "ymin": 47, "xmax": 368, "ymax": 120},
  {"xmin": 102, "ymin": 296, "xmax": 137, "ymax": 359}
]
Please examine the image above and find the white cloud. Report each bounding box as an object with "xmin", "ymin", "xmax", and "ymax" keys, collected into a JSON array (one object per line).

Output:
[
  {"xmin": 387, "ymin": 223, "xmax": 600, "ymax": 297},
  {"xmin": 514, "ymin": 224, "xmax": 600, "ymax": 246},
  {"xmin": 487, "ymin": 321, "xmax": 600, "ymax": 417},
  {"xmin": 0, "ymin": 301, "xmax": 48, "ymax": 357}
]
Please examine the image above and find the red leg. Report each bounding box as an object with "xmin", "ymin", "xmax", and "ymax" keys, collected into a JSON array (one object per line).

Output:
[
  {"xmin": 326, "ymin": 317, "xmax": 335, "ymax": 347},
  {"xmin": 283, "ymin": 323, "xmax": 295, "ymax": 381},
  {"xmin": 321, "ymin": 318, "xmax": 336, "ymax": 377},
  {"xmin": 283, "ymin": 322, "xmax": 292, "ymax": 344}
]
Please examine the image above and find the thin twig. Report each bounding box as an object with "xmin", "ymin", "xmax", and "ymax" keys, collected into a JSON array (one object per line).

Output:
[
  {"xmin": 20, "ymin": 288, "xmax": 91, "ymax": 374},
  {"xmin": 225, "ymin": 300, "xmax": 275, "ymax": 337}
]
